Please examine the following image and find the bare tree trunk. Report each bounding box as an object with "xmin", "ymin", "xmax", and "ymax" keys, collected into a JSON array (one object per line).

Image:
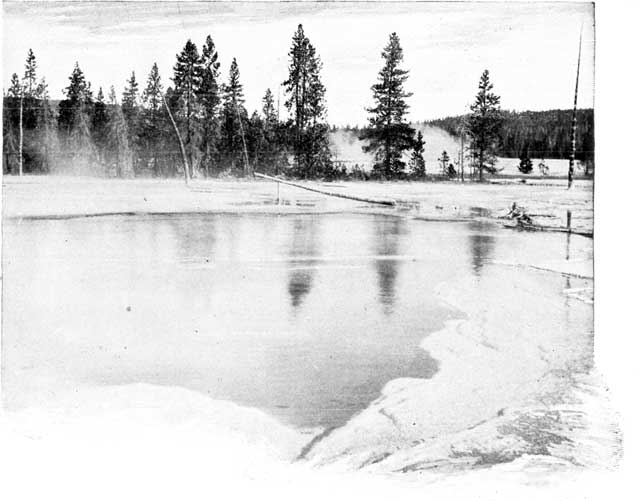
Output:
[
  {"xmin": 19, "ymin": 93, "xmax": 23, "ymax": 177},
  {"xmin": 235, "ymin": 99, "xmax": 251, "ymax": 176},
  {"xmin": 162, "ymin": 94, "xmax": 190, "ymax": 184},
  {"xmin": 459, "ymin": 133, "xmax": 465, "ymax": 182},
  {"xmin": 255, "ymin": 172, "xmax": 396, "ymax": 206},
  {"xmin": 568, "ymin": 27, "xmax": 583, "ymax": 189}
]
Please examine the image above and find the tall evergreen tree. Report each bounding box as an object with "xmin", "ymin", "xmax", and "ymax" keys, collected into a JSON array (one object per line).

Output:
[
  {"xmin": 23, "ymin": 49, "xmax": 37, "ymax": 97},
  {"xmin": 121, "ymin": 71, "xmax": 140, "ymax": 122},
  {"xmin": 93, "ymin": 87, "xmax": 108, "ymax": 130},
  {"xmin": 220, "ymin": 58, "xmax": 249, "ymax": 174},
  {"xmin": 172, "ymin": 39, "xmax": 202, "ymax": 178},
  {"xmin": 283, "ymin": 24, "xmax": 332, "ymax": 178},
  {"xmin": 19, "ymin": 50, "xmax": 42, "ymax": 172},
  {"xmin": 58, "ymin": 62, "xmax": 92, "ymax": 133},
  {"xmin": 70, "ymin": 102, "xmax": 95, "ymax": 172},
  {"xmin": 260, "ymin": 88, "xmax": 284, "ymax": 174},
  {"xmin": 141, "ymin": 62, "xmax": 166, "ymax": 176},
  {"xmin": 3, "ymin": 81, "xmax": 19, "ymax": 173},
  {"xmin": 36, "ymin": 77, "xmax": 60, "ymax": 173},
  {"xmin": 284, "ymin": 25, "xmax": 310, "ymax": 144},
  {"xmin": 106, "ymin": 86, "xmax": 133, "ymax": 177},
  {"xmin": 8, "ymin": 73, "xmax": 22, "ymax": 98},
  {"xmin": 58, "ymin": 63, "xmax": 94, "ymax": 172},
  {"xmin": 438, "ymin": 150, "xmax": 451, "ymax": 177},
  {"xmin": 464, "ymin": 69, "xmax": 503, "ymax": 181},
  {"xmin": 5, "ymin": 74, "xmax": 24, "ymax": 173},
  {"xmin": 361, "ymin": 32, "xmax": 415, "ymax": 179},
  {"xmin": 262, "ymin": 88, "xmax": 277, "ymax": 124},
  {"xmin": 408, "ymin": 131, "xmax": 426, "ymax": 178},
  {"xmin": 198, "ymin": 35, "xmax": 221, "ymax": 176},
  {"xmin": 142, "ymin": 63, "xmax": 163, "ymax": 111},
  {"xmin": 92, "ymin": 87, "xmax": 109, "ymax": 168},
  {"xmin": 246, "ymin": 110, "xmax": 265, "ymax": 169},
  {"xmin": 303, "ymin": 45, "xmax": 332, "ymax": 178},
  {"xmin": 121, "ymin": 71, "xmax": 141, "ymax": 173}
]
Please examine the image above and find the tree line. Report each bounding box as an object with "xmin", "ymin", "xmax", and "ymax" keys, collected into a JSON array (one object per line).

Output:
[
  {"xmin": 428, "ymin": 108, "xmax": 594, "ymax": 164},
  {"xmin": 4, "ymin": 27, "xmax": 567, "ymax": 181},
  {"xmin": 3, "ymin": 26, "xmax": 334, "ymax": 179}
]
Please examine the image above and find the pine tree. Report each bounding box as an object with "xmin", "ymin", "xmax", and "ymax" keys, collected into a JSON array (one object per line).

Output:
[
  {"xmin": 263, "ymin": 88, "xmax": 276, "ymax": 124},
  {"xmin": 93, "ymin": 87, "xmax": 108, "ymax": 131},
  {"xmin": 465, "ymin": 69, "xmax": 503, "ymax": 181},
  {"xmin": 260, "ymin": 88, "xmax": 284, "ymax": 174},
  {"xmin": 92, "ymin": 87, "xmax": 109, "ymax": 169},
  {"xmin": 518, "ymin": 146, "xmax": 533, "ymax": 174},
  {"xmin": 142, "ymin": 63, "xmax": 163, "ymax": 111},
  {"xmin": 4, "ymin": 74, "xmax": 23, "ymax": 173},
  {"xmin": 198, "ymin": 35, "xmax": 221, "ymax": 176},
  {"xmin": 172, "ymin": 39, "xmax": 202, "ymax": 178},
  {"xmin": 141, "ymin": 62, "xmax": 166, "ymax": 176},
  {"xmin": 121, "ymin": 71, "xmax": 139, "ymax": 121},
  {"xmin": 3, "ymin": 88, "xmax": 19, "ymax": 173},
  {"xmin": 106, "ymin": 86, "xmax": 133, "ymax": 177},
  {"xmin": 284, "ymin": 25, "xmax": 310, "ymax": 143},
  {"xmin": 8, "ymin": 73, "xmax": 22, "ymax": 98},
  {"xmin": 17, "ymin": 50, "xmax": 44, "ymax": 173},
  {"xmin": 121, "ymin": 71, "xmax": 141, "ymax": 173},
  {"xmin": 70, "ymin": 104, "xmax": 95, "ymax": 173},
  {"xmin": 409, "ymin": 131, "xmax": 426, "ymax": 178},
  {"xmin": 361, "ymin": 32, "xmax": 415, "ymax": 179},
  {"xmin": 283, "ymin": 24, "xmax": 332, "ymax": 178},
  {"xmin": 438, "ymin": 150, "xmax": 451, "ymax": 177},
  {"xmin": 303, "ymin": 45, "xmax": 332, "ymax": 178},
  {"xmin": 246, "ymin": 110, "xmax": 265, "ymax": 169},
  {"xmin": 23, "ymin": 49, "xmax": 37, "ymax": 97},
  {"xmin": 220, "ymin": 58, "xmax": 249, "ymax": 174},
  {"xmin": 58, "ymin": 62, "xmax": 92, "ymax": 133},
  {"xmin": 58, "ymin": 63, "xmax": 94, "ymax": 172},
  {"xmin": 36, "ymin": 78, "xmax": 60, "ymax": 173}
]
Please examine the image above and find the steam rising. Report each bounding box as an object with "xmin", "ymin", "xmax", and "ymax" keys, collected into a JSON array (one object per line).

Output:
[{"xmin": 330, "ymin": 124, "xmax": 461, "ymax": 174}]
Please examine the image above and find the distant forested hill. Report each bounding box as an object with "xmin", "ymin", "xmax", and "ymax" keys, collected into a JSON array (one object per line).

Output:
[{"xmin": 426, "ymin": 109, "xmax": 594, "ymax": 161}]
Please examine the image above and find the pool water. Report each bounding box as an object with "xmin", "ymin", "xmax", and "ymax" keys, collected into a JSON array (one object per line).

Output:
[{"xmin": 1, "ymin": 212, "xmax": 591, "ymax": 429}]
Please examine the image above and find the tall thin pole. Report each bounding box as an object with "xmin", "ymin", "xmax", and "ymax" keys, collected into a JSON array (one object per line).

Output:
[
  {"xmin": 18, "ymin": 90, "xmax": 24, "ymax": 176},
  {"xmin": 460, "ymin": 132, "xmax": 465, "ymax": 182},
  {"xmin": 568, "ymin": 26, "xmax": 583, "ymax": 189}
]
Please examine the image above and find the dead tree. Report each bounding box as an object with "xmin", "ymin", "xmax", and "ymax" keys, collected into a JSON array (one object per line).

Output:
[
  {"xmin": 19, "ymin": 90, "xmax": 23, "ymax": 176},
  {"xmin": 568, "ymin": 26, "xmax": 583, "ymax": 189},
  {"xmin": 162, "ymin": 93, "xmax": 190, "ymax": 184}
]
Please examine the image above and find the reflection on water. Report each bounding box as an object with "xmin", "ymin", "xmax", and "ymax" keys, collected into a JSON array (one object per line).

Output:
[
  {"xmin": 287, "ymin": 217, "xmax": 318, "ymax": 310},
  {"xmin": 467, "ymin": 221, "xmax": 496, "ymax": 276},
  {"xmin": 372, "ymin": 216, "xmax": 406, "ymax": 314},
  {"xmin": 2, "ymin": 212, "xmax": 592, "ymax": 430},
  {"xmin": 3, "ymin": 213, "xmax": 447, "ymax": 429}
]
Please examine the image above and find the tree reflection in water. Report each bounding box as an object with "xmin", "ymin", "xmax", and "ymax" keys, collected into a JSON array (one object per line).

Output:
[
  {"xmin": 372, "ymin": 216, "xmax": 406, "ymax": 315},
  {"xmin": 287, "ymin": 216, "xmax": 319, "ymax": 310},
  {"xmin": 467, "ymin": 220, "xmax": 496, "ymax": 276}
]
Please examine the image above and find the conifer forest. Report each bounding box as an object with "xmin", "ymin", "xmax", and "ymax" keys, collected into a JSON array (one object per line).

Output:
[{"xmin": 3, "ymin": 26, "xmax": 594, "ymax": 181}]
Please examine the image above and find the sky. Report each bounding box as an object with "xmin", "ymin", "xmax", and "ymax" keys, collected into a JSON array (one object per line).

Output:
[{"xmin": 2, "ymin": 1, "xmax": 594, "ymax": 126}]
